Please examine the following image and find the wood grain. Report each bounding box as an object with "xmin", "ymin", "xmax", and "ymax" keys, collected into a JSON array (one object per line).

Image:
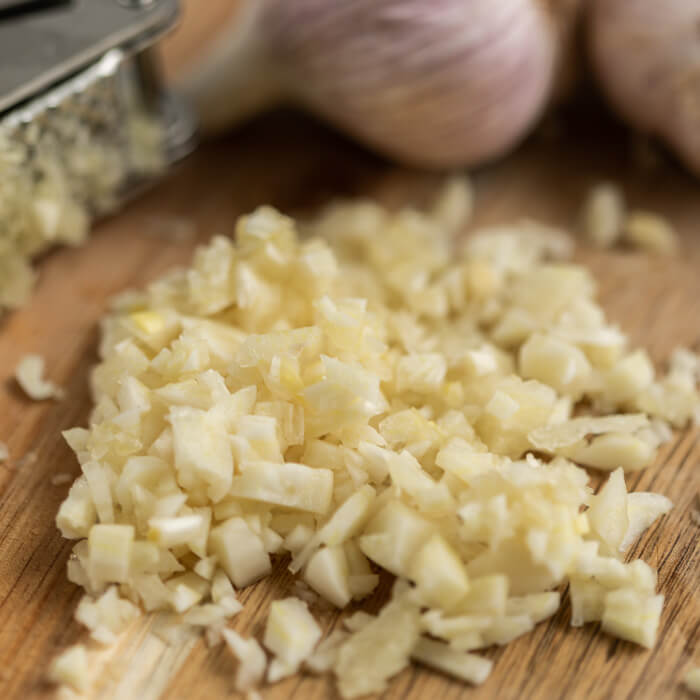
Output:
[
  {"xmin": 1, "ymin": 19, "xmax": 699, "ymax": 697},
  {"xmin": 0, "ymin": 108, "xmax": 698, "ymax": 700}
]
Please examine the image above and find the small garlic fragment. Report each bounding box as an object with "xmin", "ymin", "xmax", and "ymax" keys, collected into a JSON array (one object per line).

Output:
[
  {"xmin": 15, "ymin": 353, "xmax": 64, "ymax": 400},
  {"xmin": 47, "ymin": 644, "xmax": 89, "ymax": 692},
  {"xmin": 411, "ymin": 637, "xmax": 492, "ymax": 685},
  {"xmin": 264, "ymin": 597, "xmax": 322, "ymax": 681},
  {"xmin": 222, "ymin": 628, "xmax": 267, "ymax": 692},
  {"xmin": 581, "ymin": 182, "xmax": 625, "ymax": 248},
  {"xmin": 623, "ymin": 211, "xmax": 679, "ymax": 255}
]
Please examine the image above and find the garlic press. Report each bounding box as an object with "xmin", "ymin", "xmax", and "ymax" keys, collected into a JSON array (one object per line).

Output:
[{"xmin": 0, "ymin": 0, "xmax": 196, "ymax": 218}]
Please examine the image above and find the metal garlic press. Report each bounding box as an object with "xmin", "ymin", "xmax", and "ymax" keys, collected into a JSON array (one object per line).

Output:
[{"xmin": 0, "ymin": 0, "xmax": 196, "ymax": 218}]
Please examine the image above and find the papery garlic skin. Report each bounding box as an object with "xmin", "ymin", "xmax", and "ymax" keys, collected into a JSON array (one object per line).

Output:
[
  {"xmin": 182, "ymin": 0, "xmax": 560, "ymax": 168},
  {"xmin": 588, "ymin": 0, "xmax": 700, "ymax": 176}
]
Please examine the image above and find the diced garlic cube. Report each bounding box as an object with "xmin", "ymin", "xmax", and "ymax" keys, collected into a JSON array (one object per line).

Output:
[
  {"xmin": 264, "ymin": 597, "xmax": 322, "ymax": 678},
  {"xmin": 335, "ymin": 595, "xmax": 421, "ymax": 698},
  {"xmin": 587, "ymin": 468, "xmax": 628, "ymax": 554},
  {"xmin": 409, "ymin": 534, "xmax": 470, "ymax": 610},
  {"xmin": 348, "ymin": 573, "xmax": 379, "ymax": 599},
  {"xmin": 436, "ymin": 438, "xmax": 495, "ymax": 483},
  {"xmin": 222, "ymin": 629, "xmax": 267, "ymax": 692},
  {"xmin": 387, "ymin": 450, "xmax": 454, "ymax": 515},
  {"xmin": 169, "ymin": 406, "xmax": 232, "ymax": 502},
  {"xmin": 283, "ymin": 524, "xmax": 315, "ymax": 553},
  {"xmin": 56, "ymin": 476, "xmax": 96, "ymax": 539},
  {"xmin": 209, "ymin": 517, "xmax": 271, "ymax": 588},
  {"xmin": 456, "ymin": 575, "xmax": 508, "ymax": 616},
  {"xmin": 519, "ymin": 333, "xmax": 592, "ymax": 398},
  {"xmin": 88, "ymin": 524, "xmax": 134, "ymax": 583},
  {"xmin": 193, "ymin": 555, "xmax": 217, "ymax": 580},
  {"xmin": 581, "ymin": 182, "xmax": 624, "ymax": 248},
  {"xmin": 411, "ymin": 638, "xmax": 492, "ymax": 685},
  {"xmin": 231, "ymin": 461, "xmax": 333, "ymax": 514},
  {"xmin": 47, "ymin": 644, "xmax": 89, "ymax": 692},
  {"xmin": 304, "ymin": 546, "xmax": 352, "ymax": 608},
  {"xmin": 620, "ymin": 492, "xmax": 672, "ymax": 552},
  {"xmin": 133, "ymin": 574, "xmax": 172, "ymax": 611},
  {"xmin": 148, "ymin": 514, "xmax": 205, "ymax": 549},
  {"xmin": 359, "ymin": 500, "xmax": 434, "ymax": 577},
  {"xmin": 395, "ymin": 353, "xmax": 447, "ymax": 393},
  {"xmin": 115, "ymin": 456, "xmax": 170, "ymax": 512},
  {"xmin": 75, "ymin": 586, "xmax": 139, "ymax": 644},
  {"xmin": 601, "ymin": 589, "xmax": 663, "ymax": 648},
  {"xmin": 476, "ymin": 377, "xmax": 557, "ymax": 457},
  {"xmin": 211, "ymin": 568, "xmax": 236, "ymax": 603},
  {"xmin": 604, "ymin": 350, "xmax": 655, "ymax": 405},
  {"xmin": 317, "ymin": 485, "xmax": 376, "ymax": 546},
  {"xmin": 130, "ymin": 540, "xmax": 160, "ymax": 574},
  {"xmin": 82, "ymin": 461, "xmax": 115, "ymax": 524},
  {"xmin": 569, "ymin": 576, "xmax": 605, "ymax": 626}
]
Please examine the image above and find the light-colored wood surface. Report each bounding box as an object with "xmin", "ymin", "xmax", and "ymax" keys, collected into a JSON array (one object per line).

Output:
[{"xmin": 0, "ymin": 107, "xmax": 698, "ymax": 700}]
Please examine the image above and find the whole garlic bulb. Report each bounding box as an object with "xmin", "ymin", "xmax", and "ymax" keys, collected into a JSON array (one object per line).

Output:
[
  {"xmin": 588, "ymin": 0, "xmax": 700, "ymax": 175},
  {"xmin": 179, "ymin": 0, "xmax": 569, "ymax": 169}
]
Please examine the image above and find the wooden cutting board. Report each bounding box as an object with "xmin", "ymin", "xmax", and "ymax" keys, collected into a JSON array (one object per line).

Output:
[{"xmin": 0, "ymin": 6, "xmax": 698, "ymax": 699}]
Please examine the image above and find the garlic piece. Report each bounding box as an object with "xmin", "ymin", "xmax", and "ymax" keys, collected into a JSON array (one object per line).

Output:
[
  {"xmin": 209, "ymin": 517, "xmax": 271, "ymax": 588},
  {"xmin": 303, "ymin": 546, "xmax": 352, "ymax": 608},
  {"xmin": 623, "ymin": 211, "xmax": 679, "ymax": 255},
  {"xmin": 264, "ymin": 597, "xmax": 322, "ymax": 681},
  {"xmin": 335, "ymin": 594, "xmax": 421, "ymax": 698},
  {"xmin": 411, "ymin": 638, "xmax": 492, "ymax": 685},
  {"xmin": 581, "ymin": 182, "xmax": 625, "ymax": 248},
  {"xmin": 620, "ymin": 492, "xmax": 673, "ymax": 553},
  {"xmin": 409, "ymin": 534, "xmax": 470, "ymax": 610},
  {"xmin": 222, "ymin": 628, "xmax": 267, "ymax": 692},
  {"xmin": 601, "ymin": 589, "xmax": 664, "ymax": 648},
  {"xmin": 88, "ymin": 524, "xmax": 134, "ymax": 584},
  {"xmin": 587, "ymin": 468, "xmax": 629, "ymax": 555},
  {"xmin": 47, "ymin": 644, "xmax": 89, "ymax": 692},
  {"xmin": 15, "ymin": 353, "xmax": 64, "ymax": 400}
]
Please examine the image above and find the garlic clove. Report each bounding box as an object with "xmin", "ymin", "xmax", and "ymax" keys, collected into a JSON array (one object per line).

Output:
[
  {"xmin": 588, "ymin": 0, "xmax": 700, "ymax": 176},
  {"xmin": 175, "ymin": 0, "xmax": 564, "ymax": 169}
]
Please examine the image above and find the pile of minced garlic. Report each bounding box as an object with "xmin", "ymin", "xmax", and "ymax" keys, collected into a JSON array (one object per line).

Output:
[{"xmin": 52, "ymin": 178, "xmax": 700, "ymax": 697}]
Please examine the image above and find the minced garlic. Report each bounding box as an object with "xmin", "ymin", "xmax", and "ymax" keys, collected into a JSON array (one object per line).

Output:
[{"xmin": 52, "ymin": 180, "xmax": 697, "ymax": 697}]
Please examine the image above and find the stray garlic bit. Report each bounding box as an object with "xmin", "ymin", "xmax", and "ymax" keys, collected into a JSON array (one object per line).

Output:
[
  {"xmin": 623, "ymin": 211, "xmax": 679, "ymax": 255},
  {"xmin": 54, "ymin": 184, "xmax": 696, "ymax": 698},
  {"xmin": 47, "ymin": 644, "xmax": 89, "ymax": 693},
  {"xmin": 581, "ymin": 182, "xmax": 625, "ymax": 248},
  {"xmin": 15, "ymin": 353, "xmax": 64, "ymax": 400}
]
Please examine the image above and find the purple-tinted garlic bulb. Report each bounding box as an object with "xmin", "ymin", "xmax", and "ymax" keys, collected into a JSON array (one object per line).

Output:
[
  {"xmin": 589, "ymin": 0, "xmax": 700, "ymax": 175},
  {"xmin": 182, "ymin": 0, "xmax": 562, "ymax": 168}
]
